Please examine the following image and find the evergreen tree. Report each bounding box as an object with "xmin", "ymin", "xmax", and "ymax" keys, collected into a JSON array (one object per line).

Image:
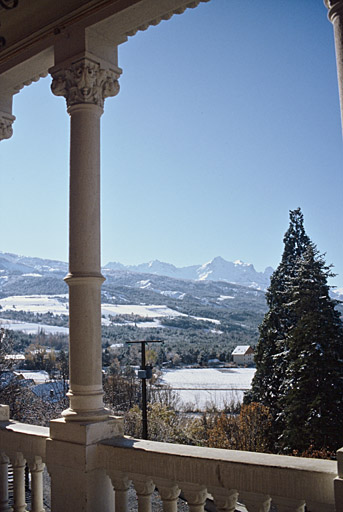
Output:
[
  {"xmin": 279, "ymin": 246, "xmax": 343, "ymax": 452},
  {"xmin": 245, "ymin": 208, "xmax": 343, "ymax": 452},
  {"xmin": 245, "ymin": 209, "xmax": 312, "ymax": 435}
]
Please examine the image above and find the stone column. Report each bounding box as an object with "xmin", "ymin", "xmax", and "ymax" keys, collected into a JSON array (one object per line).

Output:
[
  {"xmin": 28, "ymin": 457, "xmax": 45, "ymax": 512},
  {"xmin": 239, "ymin": 491, "xmax": 271, "ymax": 512},
  {"xmin": 157, "ymin": 483, "xmax": 181, "ymax": 512},
  {"xmin": 325, "ymin": 1, "xmax": 343, "ymax": 132},
  {"xmin": 10, "ymin": 452, "xmax": 27, "ymax": 512},
  {"xmin": 108, "ymin": 471, "xmax": 131, "ymax": 512},
  {"xmin": 134, "ymin": 478, "xmax": 155, "ymax": 512},
  {"xmin": 210, "ymin": 488, "xmax": 238, "ymax": 512},
  {"xmin": 271, "ymin": 496, "xmax": 305, "ymax": 512},
  {"xmin": 50, "ymin": 56, "xmax": 120, "ymax": 421},
  {"xmin": 0, "ymin": 453, "xmax": 11, "ymax": 512},
  {"xmin": 183, "ymin": 485, "xmax": 208, "ymax": 512}
]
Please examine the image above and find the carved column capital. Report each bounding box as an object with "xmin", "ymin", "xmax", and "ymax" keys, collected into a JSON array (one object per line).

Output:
[
  {"xmin": 10, "ymin": 451, "xmax": 26, "ymax": 468},
  {"xmin": 0, "ymin": 452, "xmax": 9, "ymax": 464},
  {"xmin": 0, "ymin": 112, "xmax": 15, "ymax": 141},
  {"xmin": 27, "ymin": 455, "xmax": 45, "ymax": 473},
  {"xmin": 325, "ymin": 0, "xmax": 343, "ymax": 22},
  {"xmin": 134, "ymin": 477, "xmax": 155, "ymax": 496},
  {"xmin": 50, "ymin": 57, "xmax": 121, "ymax": 109},
  {"xmin": 210, "ymin": 488, "xmax": 238, "ymax": 512}
]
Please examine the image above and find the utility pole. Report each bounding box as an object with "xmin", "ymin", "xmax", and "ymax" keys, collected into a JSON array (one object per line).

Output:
[{"xmin": 126, "ymin": 340, "xmax": 163, "ymax": 439}]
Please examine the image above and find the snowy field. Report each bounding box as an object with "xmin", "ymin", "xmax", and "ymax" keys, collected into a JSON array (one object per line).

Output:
[
  {"xmin": 160, "ymin": 368, "xmax": 255, "ymax": 410},
  {"xmin": 0, "ymin": 295, "xmax": 220, "ymax": 330},
  {"xmin": 0, "ymin": 318, "xmax": 69, "ymax": 335},
  {"xmin": 0, "ymin": 294, "xmax": 69, "ymax": 314}
]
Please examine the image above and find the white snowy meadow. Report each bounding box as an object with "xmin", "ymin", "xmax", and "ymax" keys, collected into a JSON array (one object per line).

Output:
[
  {"xmin": 160, "ymin": 368, "xmax": 255, "ymax": 410},
  {"xmin": 0, "ymin": 295, "xmax": 221, "ymax": 329}
]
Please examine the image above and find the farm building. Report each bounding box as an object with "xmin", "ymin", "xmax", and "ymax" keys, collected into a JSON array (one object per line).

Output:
[{"xmin": 232, "ymin": 345, "xmax": 255, "ymax": 366}]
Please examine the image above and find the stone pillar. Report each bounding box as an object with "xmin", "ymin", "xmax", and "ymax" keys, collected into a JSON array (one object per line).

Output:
[
  {"xmin": 239, "ymin": 491, "xmax": 271, "ymax": 512},
  {"xmin": 50, "ymin": 56, "xmax": 120, "ymax": 421},
  {"xmin": 325, "ymin": 1, "xmax": 343, "ymax": 133},
  {"xmin": 0, "ymin": 453, "xmax": 11, "ymax": 512},
  {"xmin": 157, "ymin": 482, "xmax": 181, "ymax": 512},
  {"xmin": 210, "ymin": 488, "xmax": 238, "ymax": 512},
  {"xmin": 183, "ymin": 485, "xmax": 208, "ymax": 512},
  {"xmin": 334, "ymin": 448, "xmax": 343, "ymax": 512},
  {"xmin": 271, "ymin": 496, "xmax": 305, "ymax": 512},
  {"xmin": 108, "ymin": 471, "xmax": 131, "ymax": 512},
  {"xmin": 28, "ymin": 457, "xmax": 45, "ymax": 512},
  {"xmin": 134, "ymin": 478, "xmax": 155, "ymax": 512},
  {"xmin": 10, "ymin": 453, "xmax": 27, "ymax": 512}
]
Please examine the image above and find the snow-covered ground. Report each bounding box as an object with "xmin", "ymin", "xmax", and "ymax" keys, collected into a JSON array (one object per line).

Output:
[
  {"xmin": 0, "ymin": 295, "xmax": 221, "ymax": 330},
  {"xmin": 0, "ymin": 294, "xmax": 69, "ymax": 314},
  {"xmin": 101, "ymin": 303, "xmax": 185, "ymax": 319},
  {"xmin": 160, "ymin": 368, "xmax": 255, "ymax": 410},
  {"xmin": 0, "ymin": 318, "xmax": 69, "ymax": 335}
]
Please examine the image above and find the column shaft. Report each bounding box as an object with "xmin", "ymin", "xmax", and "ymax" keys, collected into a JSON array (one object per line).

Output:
[
  {"xmin": 30, "ymin": 460, "xmax": 45, "ymax": 512},
  {"xmin": 63, "ymin": 103, "xmax": 107, "ymax": 421},
  {"xmin": 12, "ymin": 455, "xmax": 27, "ymax": 512},
  {"xmin": 0, "ymin": 454, "xmax": 11, "ymax": 512},
  {"xmin": 50, "ymin": 54, "xmax": 120, "ymax": 423},
  {"xmin": 326, "ymin": 1, "xmax": 343, "ymax": 133}
]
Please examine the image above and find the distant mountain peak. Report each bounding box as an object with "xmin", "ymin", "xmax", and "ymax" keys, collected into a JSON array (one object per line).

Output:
[
  {"xmin": 1, "ymin": 251, "xmax": 274, "ymax": 291},
  {"xmin": 104, "ymin": 256, "xmax": 272, "ymax": 290}
]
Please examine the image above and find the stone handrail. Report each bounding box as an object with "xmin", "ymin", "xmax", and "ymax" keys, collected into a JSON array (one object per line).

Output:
[
  {"xmin": 0, "ymin": 402, "xmax": 341, "ymax": 512},
  {"xmin": 98, "ymin": 436, "xmax": 338, "ymax": 512},
  {"xmin": 0, "ymin": 405, "xmax": 49, "ymax": 512}
]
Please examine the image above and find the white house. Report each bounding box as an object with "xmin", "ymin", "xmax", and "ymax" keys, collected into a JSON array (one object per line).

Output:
[{"xmin": 232, "ymin": 345, "xmax": 255, "ymax": 366}]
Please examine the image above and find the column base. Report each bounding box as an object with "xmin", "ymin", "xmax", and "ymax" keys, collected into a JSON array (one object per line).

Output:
[
  {"xmin": 61, "ymin": 407, "xmax": 110, "ymax": 423},
  {"xmin": 50, "ymin": 416, "xmax": 124, "ymax": 444},
  {"xmin": 47, "ymin": 417, "xmax": 123, "ymax": 512}
]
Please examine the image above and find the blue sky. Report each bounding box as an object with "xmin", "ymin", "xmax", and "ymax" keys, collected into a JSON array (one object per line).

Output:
[{"xmin": 1, "ymin": 0, "xmax": 343, "ymax": 287}]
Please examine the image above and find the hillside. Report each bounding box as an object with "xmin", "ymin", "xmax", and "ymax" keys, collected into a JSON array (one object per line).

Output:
[{"xmin": 0, "ymin": 251, "xmax": 340, "ymax": 364}]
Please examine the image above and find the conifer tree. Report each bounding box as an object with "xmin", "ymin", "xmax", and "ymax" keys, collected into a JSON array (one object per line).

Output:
[
  {"xmin": 245, "ymin": 208, "xmax": 343, "ymax": 452},
  {"xmin": 279, "ymin": 246, "xmax": 343, "ymax": 452},
  {"xmin": 245, "ymin": 209, "xmax": 312, "ymax": 428}
]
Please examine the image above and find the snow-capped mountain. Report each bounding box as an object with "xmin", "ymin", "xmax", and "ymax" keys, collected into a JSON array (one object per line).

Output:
[
  {"xmin": 105, "ymin": 256, "xmax": 273, "ymax": 290},
  {"xmin": 0, "ymin": 251, "xmax": 273, "ymax": 291},
  {"xmin": 195, "ymin": 256, "xmax": 273, "ymax": 289}
]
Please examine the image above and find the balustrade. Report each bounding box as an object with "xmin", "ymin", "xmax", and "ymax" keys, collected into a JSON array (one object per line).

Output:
[
  {"xmin": 98, "ymin": 437, "xmax": 338, "ymax": 512},
  {"xmin": 0, "ymin": 406, "xmax": 48, "ymax": 512},
  {"xmin": 0, "ymin": 405, "xmax": 341, "ymax": 512}
]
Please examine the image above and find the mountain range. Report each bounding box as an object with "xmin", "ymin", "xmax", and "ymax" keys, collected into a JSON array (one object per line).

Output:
[
  {"xmin": 104, "ymin": 256, "xmax": 274, "ymax": 290},
  {"xmin": 1, "ymin": 251, "xmax": 342, "ymax": 301},
  {"xmin": 0, "ymin": 252, "xmax": 273, "ymax": 290}
]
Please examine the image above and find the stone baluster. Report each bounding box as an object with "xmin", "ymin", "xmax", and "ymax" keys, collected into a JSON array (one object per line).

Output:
[
  {"xmin": 0, "ymin": 452, "xmax": 11, "ymax": 512},
  {"xmin": 271, "ymin": 496, "xmax": 305, "ymax": 512},
  {"xmin": 239, "ymin": 491, "xmax": 271, "ymax": 512},
  {"xmin": 10, "ymin": 453, "xmax": 27, "ymax": 512},
  {"xmin": 108, "ymin": 472, "xmax": 131, "ymax": 512},
  {"xmin": 155, "ymin": 480, "xmax": 181, "ymax": 512},
  {"xmin": 28, "ymin": 456, "xmax": 45, "ymax": 512},
  {"xmin": 134, "ymin": 478, "xmax": 155, "ymax": 512},
  {"xmin": 210, "ymin": 488, "xmax": 238, "ymax": 512},
  {"xmin": 183, "ymin": 485, "xmax": 208, "ymax": 512}
]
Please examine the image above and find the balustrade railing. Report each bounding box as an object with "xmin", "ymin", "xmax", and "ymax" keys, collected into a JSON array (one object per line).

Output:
[
  {"xmin": 98, "ymin": 437, "xmax": 338, "ymax": 512},
  {"xmin": 0, "ymin": 403, "xmax": 341, "ymax": 512},
  {"xmin": 0, "ymin": 405, "xmax": 49, "ymax": 512}
]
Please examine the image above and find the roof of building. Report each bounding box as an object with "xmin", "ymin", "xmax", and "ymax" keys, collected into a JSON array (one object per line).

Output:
[
  {"xmin": 14, "ymin": 370, "xmax": 50, "ymax": 384},
  {"xmin": 232, "ymin": 345, "xmax": 253, "ymax": 355}
]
